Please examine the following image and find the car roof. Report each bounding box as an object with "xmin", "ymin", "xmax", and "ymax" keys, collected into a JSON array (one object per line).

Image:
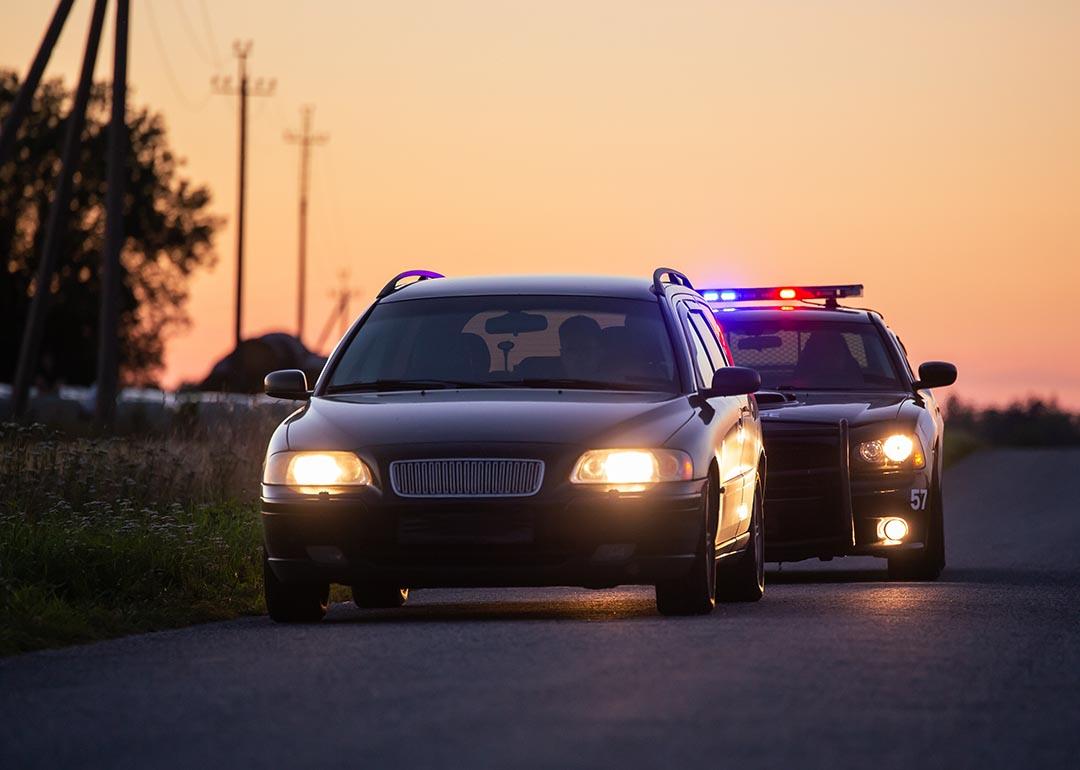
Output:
[
  {"xmin": 711, "ymin": 305, "xmax": 877, "ymax": 323},
  {"xmin": 381, "ymin": 274, "xmax": 660, "ymax": 302}
]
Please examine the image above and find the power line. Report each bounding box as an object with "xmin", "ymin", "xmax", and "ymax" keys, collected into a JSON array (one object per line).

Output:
[
  {"xmin": 143, "ymin": 0, "xmax": 211, "ymax": 111},
  {"xmin": 172, "ymin": 0, "xmax": 215, "ymax": 69},
  {"xmin": 197, "ymin": 0, "xmax": 225, "ymax": 71}
]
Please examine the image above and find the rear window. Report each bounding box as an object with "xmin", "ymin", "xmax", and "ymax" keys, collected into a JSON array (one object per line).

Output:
[
  {"xmin": 717, "ymin": 318, "xmax": 902, "ymax": 391},
  {"xmin": 327, "ymin": 295, "xmax": 678, "ymax": 392}
]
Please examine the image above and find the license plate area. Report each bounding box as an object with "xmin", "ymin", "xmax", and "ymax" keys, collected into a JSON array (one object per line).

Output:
[{"xmin": 397, "ymin": 511, "xmax": 535, "ymax": 545}]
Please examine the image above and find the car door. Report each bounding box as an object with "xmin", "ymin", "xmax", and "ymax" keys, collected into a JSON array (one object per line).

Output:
[
  {"xmin": 678, "ymin": 300, "xmax": 752, "ymax": 544},
  {"xmin": 692, "ymin": 306, "xmax": 761, "ymax": 539}
]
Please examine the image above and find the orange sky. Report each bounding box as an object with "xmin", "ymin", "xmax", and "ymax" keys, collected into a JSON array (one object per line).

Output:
[{"xmin": 4, "ymin": 1, "xmax": 1079, "ymax": 406}]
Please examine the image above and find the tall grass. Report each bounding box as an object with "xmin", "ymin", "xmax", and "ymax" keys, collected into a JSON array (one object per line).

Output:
[{"xmin": 0, "ymin": 414, "xmax": 283, "ymax": 655}]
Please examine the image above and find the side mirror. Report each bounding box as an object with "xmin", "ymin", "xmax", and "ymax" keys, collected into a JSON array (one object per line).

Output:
[
  {"xmin": 914, "ymin": 361, "xmax": 957, "ymax": 390},
  {"xmin": 264, "ymin": 369, "xmax": 310, "ymax": 400},
  {"xmin": 704, "ymin": 366, "xmax": 761, "ymax": 397}
]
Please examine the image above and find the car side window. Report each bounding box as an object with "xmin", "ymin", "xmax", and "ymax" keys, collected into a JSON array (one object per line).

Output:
[
  {"xmin": 686, "ymin": 305, "xmax": 728, "ymax": 370},
  {"xmin": 679, "ymin": 306, "xmax": 715, "ymax": 388},
  {"xmin": 887, "ymin": 328, "xmax": 917, "ymax": 382}
]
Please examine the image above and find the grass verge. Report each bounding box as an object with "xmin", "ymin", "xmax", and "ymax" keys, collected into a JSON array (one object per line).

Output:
[
  {"xmin": 0, "ymin": 501, "xmax": 264, "ymax": 656},
  {"xmin": 0, "ymin": 422, "xmax": 271, "ymax": 656}
]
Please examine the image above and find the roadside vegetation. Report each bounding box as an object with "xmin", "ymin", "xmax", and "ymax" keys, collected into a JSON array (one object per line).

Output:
[
  {"xmin": 2, "ymin": 397, "xmax": 1077, "ymax": 655},
  {"xmin": 942, "ymin": 397, "xmax": 1080, "ymax": 467},
  {"xmin": 0, "ymin": 413, "xmax": 280, "ymax": 655}
]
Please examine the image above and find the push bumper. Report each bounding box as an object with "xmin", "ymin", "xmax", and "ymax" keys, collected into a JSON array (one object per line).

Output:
[
  {"xmin": 765, "ymin": 468, "xmax": 933, "ymax": 562},
  {"xmin": 760, "ymin": 418, "xmax": 933, "ymax": 561},
  {"xmin": 262, "ymin": 479, "xmax": 707, "ymax": 589}
]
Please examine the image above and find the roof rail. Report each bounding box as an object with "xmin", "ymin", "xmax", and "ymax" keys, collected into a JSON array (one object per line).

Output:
[
  {"xmin": 652, "ymin": 267, "xmax": 694, "ymax": 294},
  {"xmin": 377, "ymin": 270, "xmax": 445, "ymax": 299}
]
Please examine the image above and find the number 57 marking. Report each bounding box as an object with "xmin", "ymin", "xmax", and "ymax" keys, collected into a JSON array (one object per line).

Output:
[{"xmin": 910, "ymin": 489, "xmax": 928, "ymax": 510}]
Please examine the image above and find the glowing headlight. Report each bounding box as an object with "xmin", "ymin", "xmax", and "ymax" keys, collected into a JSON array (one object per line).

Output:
[
  {"xmin": 856, "ymin": 434, "xmax": 925, "ymax": 468},
  {"xmin": 264, "ymin": 451, "xmax": 372, "ymax": 490},
  {"xmin": 570, "ymin": 449, "xmax": 693, "ymax": 485}
]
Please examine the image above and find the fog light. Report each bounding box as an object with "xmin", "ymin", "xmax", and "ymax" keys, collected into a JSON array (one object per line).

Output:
[{"xmin": 880, "ymin": 517, "xmax": 909, "ymax": 542}]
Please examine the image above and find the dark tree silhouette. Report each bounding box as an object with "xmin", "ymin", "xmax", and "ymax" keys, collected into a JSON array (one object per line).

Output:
[
  {"xmin": 0, "ymin": 70, "xmax": 219, "ymax": 387},
  {"xmin": 945, "ymin": 396, "xmax": 1080, "ymax": 446}
]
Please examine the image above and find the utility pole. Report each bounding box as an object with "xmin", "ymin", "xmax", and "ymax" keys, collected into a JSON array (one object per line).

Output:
[
  {"xmin": 11, "ymin": 0, "xmax": 108, "ymax": 419},
  {"xmin": 314, "ymin": 271, "xmax": 357, "ymax": 354},
  {"xmin": 212, "ymin": 41, "xmax": 274, "ymax": 349},
  {"xmin": 0, "ymin": 0, "xmax": 76, "ymax": 170},
  {"xmin": 284, "ymin": 106, "xmax": 327, "ymax": 345},
  {"xmin": 94, "ymin": 0, "xmax": 130, "ymax": 426}
]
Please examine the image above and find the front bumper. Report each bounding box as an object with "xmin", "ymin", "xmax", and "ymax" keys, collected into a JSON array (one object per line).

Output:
[
  {"xmin": 262, "ymin": 479, "xmax": 707, "ymax": 589},
  {"xmin": 761, "ymin": 420, "xmax": 933, "ymax": 561},
  {"xmin": 764, "ymin": 469, "xmax": 932, "ymax": 562}
]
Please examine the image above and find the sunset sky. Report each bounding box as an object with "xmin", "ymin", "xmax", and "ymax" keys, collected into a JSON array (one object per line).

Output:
[{"xmin": 3, "ymin": 1, "xmax": 1079, "ymax": 406}]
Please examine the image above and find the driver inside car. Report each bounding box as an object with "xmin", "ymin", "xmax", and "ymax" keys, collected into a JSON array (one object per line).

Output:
[{"xmin": 558, "ymin": 315, "xmax": 604, "ymax": 379}]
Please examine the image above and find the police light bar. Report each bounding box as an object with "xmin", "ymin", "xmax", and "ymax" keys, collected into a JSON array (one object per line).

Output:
[{"xmin": 699, "ymin": 284, "xmax": 863, "ymax": 303}]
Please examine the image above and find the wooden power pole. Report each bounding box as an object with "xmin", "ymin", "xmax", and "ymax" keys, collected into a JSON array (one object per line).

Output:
[
  {"xmin": 11, "ymin": 0, "xmax": 108, "ymax": 419},
  {"xmin": 94, "ymin": 0, "xmax": 130, "ymax": 425},
  {"xmin": 212, "ymin": 41, "xmax": 274, "ymax": 349},
  {"xmin": 284, "ymin": 106, "xmax": 327, "ymax": 345}
]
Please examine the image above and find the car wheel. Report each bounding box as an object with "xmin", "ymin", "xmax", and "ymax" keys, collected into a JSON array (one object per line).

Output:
[
  {"xmin": 655, "ymin": 477, "xmax": 717, "ymax": 616},
  {"xmin": 353, "ymin": 585, "xmax": 409, "ymax": 608},
  {"xmin": 887, "ymin": 480, "xmax": 945, "ymax": 581},
  {"xmin": 716, "ymin": 479, "xmax": 765, "ymax": 602},
  {"xmin": 263, "ymin": 549, "xmax": 330, "ymax": 623}
]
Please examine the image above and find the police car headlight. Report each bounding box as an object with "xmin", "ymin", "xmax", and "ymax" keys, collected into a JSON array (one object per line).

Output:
[
  {"xmin": 264, "ymin": 451, "xmax": 372, "ymax": 491},
  {"xmin": 856, "ymin": 434, "xmax": 925, "ymax": 469},
  {"xmin": 570, "ymin": 449, "xmax": 693, "ymax": 485}
]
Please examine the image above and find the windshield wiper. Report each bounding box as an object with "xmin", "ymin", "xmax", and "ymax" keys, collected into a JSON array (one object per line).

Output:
[{"xmin": 325, "ymin": 379, "xmax": 499, "ymax": 393}]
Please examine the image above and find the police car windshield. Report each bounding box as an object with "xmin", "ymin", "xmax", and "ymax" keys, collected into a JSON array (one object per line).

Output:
[
  {"xmin": 327, "ymin": 295, "xmax": 679, "ymax": 393},
  {"xmin": 718, "ymin": 319, "xmax": 903, "ymax": 391}
]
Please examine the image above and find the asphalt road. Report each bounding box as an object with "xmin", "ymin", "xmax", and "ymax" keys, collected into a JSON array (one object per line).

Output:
[{"xmin": 2, "ymin": 448, "xmax": 1078, "ymax": 769}]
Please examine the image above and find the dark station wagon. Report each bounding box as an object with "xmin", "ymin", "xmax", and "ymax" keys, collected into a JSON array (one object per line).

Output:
[{"xmin": 260, "ymin": 269, "xmax": 766, "ymax": 620}]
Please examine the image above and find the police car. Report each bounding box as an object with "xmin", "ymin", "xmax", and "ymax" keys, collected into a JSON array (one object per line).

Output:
[{"xmin": 703, "ymin": 285, "xmax": 956, "ymax": 580}]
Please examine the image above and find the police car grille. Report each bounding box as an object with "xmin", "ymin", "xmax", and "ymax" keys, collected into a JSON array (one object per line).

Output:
[{"xmin": 389, "ymin": 459, "xmax": 545, "ymax": 498}]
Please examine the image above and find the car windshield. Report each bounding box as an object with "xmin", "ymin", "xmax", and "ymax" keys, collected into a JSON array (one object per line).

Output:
[
  {"xmin": 717, "ymin": 318, "xmax": 904, "ymax": 391},
  {"xmin": 326, "ymin": 295, "xmax": 679, "ymax": 393}
]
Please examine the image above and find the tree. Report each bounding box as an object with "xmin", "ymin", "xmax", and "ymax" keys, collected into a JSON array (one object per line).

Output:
[{"xmin": 0, "ymin": 70, "xmax": 219, "ymax": 387}]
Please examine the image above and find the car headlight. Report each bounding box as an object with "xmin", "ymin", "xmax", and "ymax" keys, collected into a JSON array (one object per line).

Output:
[
  {"xmin": 264, "ymin": 451, "xmax": 373, "ymax": 491},
  {"xmin": 570, "ymin": 449, "xmax": 693, "ymax": 485},
  {"xmin": 856, "ymin": 434, "xmax": 925, "ymax": 468}
]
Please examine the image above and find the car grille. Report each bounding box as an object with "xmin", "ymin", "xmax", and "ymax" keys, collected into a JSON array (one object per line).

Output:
[
  {"xmin": 760, "ymin": 420, "xmax": 853, "ymax": 547},
  {"xmin": 389, "ymin": 458, "xmax": 545, "ymax": 498}
]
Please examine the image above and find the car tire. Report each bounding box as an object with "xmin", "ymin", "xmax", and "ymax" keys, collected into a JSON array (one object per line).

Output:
[
  {"xmin": 353, "ymin": 585, "xmax": 409, "ymax": 608},
  {"xmin": 655, "ymin": 477, "xmax": 717, "ymax": 616},
  {"xmin": 887, "ymin": 480, "xmax": 945, "ymax": 582},
  {"xmin": 715, "ymin": 479, "xmax": 765, "ymax": 602},
  {"xmin": 263, "ymin": 550, "xmax": 330, "ymax": 623}
]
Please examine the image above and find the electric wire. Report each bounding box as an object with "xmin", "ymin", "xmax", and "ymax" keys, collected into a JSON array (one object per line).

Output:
[{"xmin": 143, "ymin": 0, "xmax": 212, "ymax": 111}]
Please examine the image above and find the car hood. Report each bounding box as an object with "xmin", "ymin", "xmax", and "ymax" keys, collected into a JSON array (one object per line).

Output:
[
  {"xmin": 285, "ymin": 390, "xmax": 695, "ymax": 450},
  {"xmin": 757, "ymin": 391, "xmax": 912, "ymax": 427}
]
